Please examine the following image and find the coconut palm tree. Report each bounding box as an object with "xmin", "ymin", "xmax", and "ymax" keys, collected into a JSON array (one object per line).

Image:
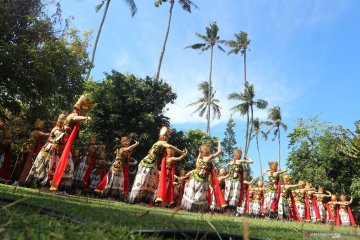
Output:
[
  {"xmin": 251, "ymin": 118, "xmax": 266, "ymax": 180},
  {"xmin": 187, "ymin": 81, "xmax": 221, "ymax": 135},
  {"xmin": 226, "ymin": 31, "xmax": 251, "ymax": 86},
  {"xmin": 262, "ymin": 106, "xmax": 287, "ymax": 167},
  {"xmin": 85, "ymin": 0, "xmax": 137, "ymax": 81},
  {"xmin": 228, "ymin": 82, "xmax": 267, "ymax": 157},
  {"xmin": 155, "ymin": 0, "xmax": 198, "ymax": 80},
  {"xmin": 186, "ymin": 21, "xmax": 225, "ymax": 135}
]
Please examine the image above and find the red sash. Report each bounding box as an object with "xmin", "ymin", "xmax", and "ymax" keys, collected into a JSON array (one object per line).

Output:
[
  {"xmin": 304, "ymin": 195, "xmax": 311, "ymax": 221},
  {"xmin": 50, "ymin": 122, "xmax": 79, "ymax": 189},
  {"xmin": 155, "ymin": 150, "xmax": 169, "ymax": 203},
  {"xmin": 238, "ymin": 171, "xmax": 244, "ymax": 204},
  {"xmin": 290, "ymin": 192, "xmax": 302, "ymax": 222},
  {"xmin": 335, "ymin": 206, "xmax": 340, "ymax": 226},
  {"xmin": 311, "ymin": 195, "xmax": 321, "ymax": 221},
  {"xmin": 270, "ymin": 177, "xmax": 281, "ymax": 212},
  {"xmin": 347, "ymin": 205, "xmax": 356, "ymax": 226},
  {"xmin": 123, "ymin": 161, "xmax": 129, "ymax": 195},
  {"xmin": 82, "ymin": 155, "xmax": 96, "ymax": 187},
  {"xmin": 325, "ymin": 202, "xmax": 335, "ymax": 222},
  {"xmin": 261, "ymin": 192, "xmax": 265, "ymax": 215},
  {"xmin": 0, "ymin": 147, "xmax": 12, "ymax": 181},
  {"xmin": 95, "ymin": 172, "xmax": 108, "ymax": 192},
  {"xmin": 210, "ymin": 166, "xmax": 227, "ymax": 207}
]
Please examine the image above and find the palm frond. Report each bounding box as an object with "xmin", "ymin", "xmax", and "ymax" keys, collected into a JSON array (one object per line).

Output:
[
  {"xmin": 217, "ymin": 45, "xmax": 226, "ymax": 53},
  {"xmin": 124, "ymin": 0, "xmax": 137, "ymax": 17},
  {"xmin": 185, "ymin": 43, "xmax": 206, "ymax": 49},
  {"xmin": 179, "ymin": 0, "xmax": 199, "ymax": 13},
  {"xmin": 255, "ymin": 99, "xmax": 268, "ymax": 109},
  {"xmin": 95, "ymin": 0, "xmax": 106, "ymax": 12}
]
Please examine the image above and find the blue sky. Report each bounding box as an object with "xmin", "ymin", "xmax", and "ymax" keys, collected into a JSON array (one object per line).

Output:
[{"xmin": 60, "ymin": 0, "xmax": 360, "ymax": 177}]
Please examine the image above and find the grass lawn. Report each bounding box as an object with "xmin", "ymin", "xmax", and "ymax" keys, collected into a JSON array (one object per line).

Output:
[{"xmin": 0, "ymin": 183, "xmax": 359, "ymax": 240}]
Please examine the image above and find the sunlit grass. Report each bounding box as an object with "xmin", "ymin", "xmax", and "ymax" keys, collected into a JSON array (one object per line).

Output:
[{"xmin": 0, "ymin": 184, "xmax": 359, "ymax": 239}]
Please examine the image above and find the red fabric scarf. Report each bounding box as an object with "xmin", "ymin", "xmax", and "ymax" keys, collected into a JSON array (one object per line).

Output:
[
  {"xmin": 311, "ymin": 195, "xmax": 321, "ymax": 221},
  {"xmin": 347, "ymin": 205, "xmax": 356, "ymax": 226},
  {"xmin": 123, "ymin": 161, "xmax": 129, "ymax": 195},
  {"xmin": 290, "ymin": 192, "xmax": 302, "ymax": 222},
  {"xmin": 304, "ymin": 195, "xmax": 311, "ymax": 221},
  {"xmin": 324, "ymin": 202, "xmax": 335, "ymax": 223},
  {"xmin": 270, "ymin": 177, "xmax": 281, "ymax": 212},
  {"xmin": 35, "ymin": 137, "xmax": 41, "ymax": 156},
  {"xmin": 261, "ymin": 192, "xmax": 265, "ymax": 216},
  {"xmin": 155, "ymin": 150, "xmax": 169, "ymax": 203},
  {"xmin": 335, "ymin": 206, "xmax": 340, "ymax": 226},
  {"xmin": 238, "ymin": 171, "xmax": 244, "ymax": 204},
  {"xmin": 210, "ymin": 165, "xmax": 227, "ymax": 207},
  {"xmin": 50, "ymin": 122, "xmax": 79, "ymax": 189},
  {"xmin": 95, "ymin": 172, "xmax": 108, "ymax": 192},
  {"xmin": 0, "ymin": 147, "xmax": 12, "ymax": 181},
  {"xmin": 82, "ymin": 154, "xmax": 96, "ymax": 187}
]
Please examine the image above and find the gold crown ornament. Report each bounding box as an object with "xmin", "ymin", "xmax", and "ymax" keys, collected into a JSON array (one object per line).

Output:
[
  {"xmin": 120, "ymin": 136, "xmax": 131, "ymax": 147},
  {"xmin": 331, "ymin": 195, "xmax": 337, "ymax": 201},
  {"xmin": 318, "ymin": 186, "xmax": 324, "ymax": 193},
  {"xmin": 268, "ymin": 161, "xmax": 278, "ymax": 171},
  {"xmin": 257, "ymin": 180, "xmax": 263, "ymax": 187},
  {"xmin": 305, "ymin": 181, "xmax": 312, "ymax": 189},
  {"xmin": 56, "ymin": 114, "xmax": 66, "ymax": 125},
  {"xmin": 298, "ymin": 180, "xmax": 306, "ymax": 188},
  {"xmin": 283, "ymin": 174, "xmax": 292, "ymax": 183},
  {"xmin": 233, "ymin": 148, "xmax": 242, "ymax": 159},
  {"xmin": 74, "ymin": 94, "xmax": 97, "ymax": 111}
]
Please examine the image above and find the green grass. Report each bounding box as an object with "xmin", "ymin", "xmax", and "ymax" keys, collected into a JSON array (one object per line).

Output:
[{"xmin": 0, "ymin": 183, "xmax": 359, "ymax": 239}]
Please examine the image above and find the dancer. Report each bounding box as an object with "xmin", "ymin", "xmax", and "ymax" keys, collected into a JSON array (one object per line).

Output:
[
  {"xmin": 224, "ymin": 148, "xmax": 253, "ymax": 213},
  {"xmin": 50, "ymin": 94, "xmax": 96, "ymax": 191},
  {"xmin": 237, "ymin": 172, "xmax": 254, "ymax": 216},
  {"xmin": 313, "ymin": 187, "xmax": 331, "ymax": 223},
  {"xmin": 181, "ymin": 139, "xmax": 226, "ymax": 212},
  {"xmin": 264, "ymin": 161, "xmax": 286, "ymax": 218},
  {"xmin": 88, "ymin": 145, "xmax": 108, "ymax": 193},
  {"xmin": 155, "ymin": 147, "xmax": 187, "ymax": 206},
  {"xmin": 210, "ymin": 168, "xmax": 229, "ymax": 212},
  {"xmin": 11, "ymin": 119, "xmax": 49, "ymax": 186},
  {"xmin": 277, "ymin": 174, "xmax": 301, "ymax": 221},
  {"xmin": 129, "ymin": 127, "xmax": 184, "ymax": 204},
  {"xmin": 250, "ymin": 180, "xmax": 265, "ymax": 218},
  {"xmin": 102, "ymin": 136, "xmax": 139, "ymax": 200},
  {"xmin": 325, "ymin": 194, "xmax": 338, "ymax": 224},
  {"xmin": 303, "ymin": 182, "xmax": 320, "ymax": 223},
  {"xmin": 0, "ymin": 126, "xmax": 12, "ymax": 183},
  {"xmin": 73, "ymin": 136, "xmax": 98, "ymax": 193},
  {"xmin": 336, "ymin": 194, "xmax": 356, "ymax": 226}
]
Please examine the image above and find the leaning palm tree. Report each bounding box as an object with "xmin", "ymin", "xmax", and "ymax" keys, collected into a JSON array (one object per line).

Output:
[
  {"xmin": 85, "ymin": 0, "xmax": 137, "ymax": 81},
  {"xmin": 186, "ymin": 21, "xmax": 225, "ymax": 135},
  {"xmin": 228, "ymin": 82, "xmax": 267, "ymax": 157},
  {"xmin": 155, "ymin": 0, "xmax": 198, "ymax": 80},
  {"xmin": 226, "ymin": 31, "xmax": 251, "ymax": 86},
  {"xmin": 251, "ymin": 118, "xmax": 266, "ymax": 180},
  {"xmin": 187, "ymin": 81, "xmax": 221, "ymax": 135},
  {"xmin": 262, "ymin": 106, "xmax": 287, "ymax": 167}
]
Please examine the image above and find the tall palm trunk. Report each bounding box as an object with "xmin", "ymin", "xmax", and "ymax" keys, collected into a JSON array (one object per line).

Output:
[
  {"xmin": 206, "ymin": 45, "xmax": 214, "ymax": 136},
  {"xmin": 244, "ymin": 110, "xmax": 249, "ymax": 157},
  {"xmin": 246, "ymin": 104, "xmax": 254, "ymax": 155},
  {"xmin": 278, "ymin": 126, "xmax": 281, "ymax": 168},
  {"xmin": 155, "ymin": 0, "xmax": 174, "ymax": 80},
  {"xmin": 85, "ymin": 0, "xmax": 111, "ymax": 81},
  {"xmin": 256, "ymin": 134, "xmax": 263, "ymax": 180},
  {"xmin": 244, "ymin": 49, "xmax": 247, "ymax": 85}
]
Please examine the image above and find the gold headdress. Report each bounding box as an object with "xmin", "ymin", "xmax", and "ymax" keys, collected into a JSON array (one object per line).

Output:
[
  {"xmin": 283, "ymin": 174, "xmax": 292, "ymax": 183},
  {"xmin": 257, "ymin": 180, "xmax": 263, "ymax": 187},
  {"xmin": 233, "ymin": 148, "xmax": 242, "ymax": 159},
  {"xmin": 159, "ymin": 126, "xmax": 172, "ymax": 140},
  {"xmin": 268, "ymin": 161, "xmax": 278, "ymax": 171},
  {"xmin": 56, "ymin": 114, "xmax": 66, "ymax": 125},
  {"xmin": 298, "ymin": 180, "xmax": 306, "ymax": 188},
  {"xmin": 305, "ymin": 181, "xmax": 312, "ymax": 189},
  {"xmin": 34, "ymin": 119, "xmax": 45, "ymax": 129},
  {"xmin": 74, "ymin": 94, "xmax": 96, "ymax": 111},
  {"xmin": 120, "ymin": 136, "xmax": 131, "ymax": 147},
  {"xmin": 318, "ymin": 186, "xmax": 324, "ymax": 193},
  {"xmin": 200, "ymin": 137, "xmax": 213, "ymax": 155},
  {"xmin": 331, "ymin": 195, "xmax": 337, "ymax": 201},
  {"xmin": 88, "ymin": 135, "xmax": 96, "ymax": 145}
]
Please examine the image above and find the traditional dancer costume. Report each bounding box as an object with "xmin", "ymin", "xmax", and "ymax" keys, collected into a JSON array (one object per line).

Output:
[
  {"xmin": 50, "ymin": 94, "xmax": 96, "ymax": 191},
  {"xmin": 313, "ymin": 187, "xmax": 331, "ymax": 223},
  {"xmin": 303, "ymin": 182, "xmax": 321, "ymax": 223},
  {"xmin": 129, "ymin": 127, "xmax": 184, "ymax": 204},
  {"xmin": 0, "ymin": 127, "xmax": 12, "ymax": 183},
  {"xmin": 25, "ymin": 114, "xmax": 67, "ymax": 187},
  {"xmin": 210, "ymin": 168, "xmax": 229, "ymax": 212},
  {"xmin": 294, "ymin": 181, "xmax": 306, "ymax": 220},
  {"xmin": 102, "ymin": 137, "xmax": 139, "ymax": 200},
  {"xmin": 73, "ymin": 136, "xmax": 98, "ymax": 193},
  {"xmin": 336, "ymin": 194, "xmax": 356, "ymax": 226},
  {"xmin": 325, "ymin": 195, "xmax": 337, "ymax": 224},
  {"xmin": 237, "ymin": 173, "xmax": 253, "ymax": 216},
  {"xmin": 88, "ymin": 146, "xmax": 108, "ymax": 193},
  {"xmin": 224, "ymin": 148, "xmax": 253, "ymax": 211},
  {"xmin": 181, "ymin": 140, "xmax": 226, "ymax": 212},
  {"xmin": 155, "ymin": 147, "xmax": 187, "ymax": 206},
  {"xmin": 278, "ymin": 174, "xmax": 301, "ymax": 221},
  {"xmin": 250, "ymin": 180, "xmax": 265, "ymax": 218},
  {"xmin": 264, "ymin": 161, "xmax": 286, "ymax": 218},
  {"xmin": 11, "ymin": 119, "xmax": 49, "ymax": 185}
]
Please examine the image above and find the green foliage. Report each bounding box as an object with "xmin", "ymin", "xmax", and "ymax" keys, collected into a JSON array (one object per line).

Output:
[
  {"xmin": 87, "ymin": 71, "xmax": 176, "ymax": 160},
  {"xmin": 0, "ymin": 0, "xmax": 90, "ymax": 122},
  {"xmin": 287, "ymin": 116, "xmax": 360, "ymax": 196},
  {"xmin": 218, "ymin": 116, "xmax": 237, "ymax": 168}
]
